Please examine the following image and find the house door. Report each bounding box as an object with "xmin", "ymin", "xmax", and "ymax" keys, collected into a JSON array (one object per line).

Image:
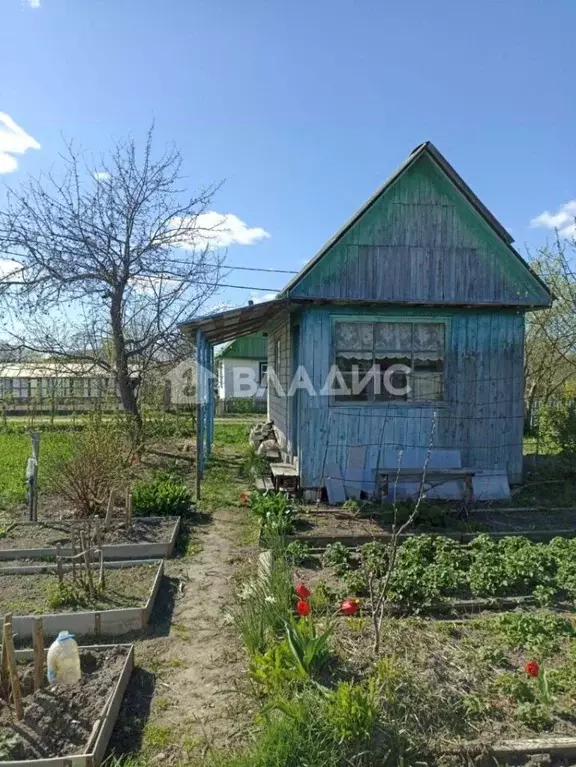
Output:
[{"xmin": 291, "ymin": 324, "xmax": 300, "ymax": 459}]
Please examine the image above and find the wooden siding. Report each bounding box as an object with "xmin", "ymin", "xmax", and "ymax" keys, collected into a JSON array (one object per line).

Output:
[
  {"xmin": 290, "ymin": 154, "xmax": 549, "ymax": 306},
  {"xmin": 296, "ymin": 306, "xmax": 525, "ymax": 488},
  {"xmin": 267, "ymin": 312, "xmax": 293, "ymax": 457}
]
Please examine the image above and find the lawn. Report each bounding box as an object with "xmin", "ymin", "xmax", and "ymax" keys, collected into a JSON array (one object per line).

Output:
[{"xmin": 0, "ymin": 431, "xmax": 74, "ymax": 508}]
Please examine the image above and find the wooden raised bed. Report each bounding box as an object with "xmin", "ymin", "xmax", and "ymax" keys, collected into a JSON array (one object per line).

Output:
[
  {"xmin": 1, "ymin": 644, "xmax": 134, "ymax": 767},
  {"xmin": 0, "ymin": 559, "xmax": 164, "ymax": 638},
  {"xmin": 0, "ymin": 517, "xmax": 181, "ymax": 561}
]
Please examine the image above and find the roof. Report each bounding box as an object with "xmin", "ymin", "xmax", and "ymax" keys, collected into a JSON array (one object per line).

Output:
[
  {"xmin": 279, "ymin": 141, "xmax": 551, "ymax": 302},
  {"xmin": 180, "ymin": 300, "xmax": 288, "ymax": 344},
  {"xmin": 217, "ymin": 333, "xmax": 268, "ymax": 360},
  {"xmin": 0, "ymin": 361, "xmax": 112, "ymax": 379}
]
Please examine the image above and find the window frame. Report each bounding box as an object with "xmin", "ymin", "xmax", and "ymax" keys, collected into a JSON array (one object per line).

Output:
[
  {"xmin": 330, "ymin": 315, "xmax": 449, "ymax": 407},
  {"xmin": 259, "ymin": 361, "xmax": 268, "ymax": 385}
]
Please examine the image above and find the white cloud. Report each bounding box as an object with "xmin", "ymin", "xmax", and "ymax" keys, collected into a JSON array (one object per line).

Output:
[
  {"xmin": 0, "ymin": 259, "xmax": 23, "ymax": 282},
  {"xmin": 174, "ymin": 211, "xmax": 270, "ymax": 249},
  {"xmin": 93, "ymin": 171, "xmax": 110, "ymax": 181},
  {"xmin": 0, "ymin": 113, "xmax": 40, "ymax": 174},
  {"xmin": 530, "ymin": 200, "xmax": 576, "ymax": 239},
  {"xmin": 25, "ymin": 0, "xmax": 41, "ymax": 7}
]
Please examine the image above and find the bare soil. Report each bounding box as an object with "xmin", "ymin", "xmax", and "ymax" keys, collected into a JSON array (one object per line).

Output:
[
  {"xmin": 0, "ymin": 563, "xmax": 159, "ymax": 615},
  {"xmin": 109, "ymin": 507, "xmax": 256, "ymax": 762},
  {"xmin": 0, "ymin": 518, "xmax": 178, "ymax": 551},
  {"xmin": 292, "ymin": 506, "xmax": 576, "ymax": 542},
  {"xmin": 0, "ymin": 646, "xmax": 129, "ymax": 760}
]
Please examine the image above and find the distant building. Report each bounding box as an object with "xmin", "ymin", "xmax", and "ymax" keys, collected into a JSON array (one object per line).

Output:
[
  {"xmin": 0, "ymin": 361, "xmax": 118, "ymax": 408},
  {"xmin": 216, "ymin": 333, "xmax": 267, "ymax": 408},
  {"xmin": 163, "ymin": 359, "xmax": 196, "ymax": 410}
]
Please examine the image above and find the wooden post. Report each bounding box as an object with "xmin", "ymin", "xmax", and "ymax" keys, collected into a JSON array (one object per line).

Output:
[
  {"xmin": 55, "ymin": 543, "xmax": 64, "ymax": 585},
  {"xmin": 98, "ymin": 548, "xmax": 105, "ymax": 593},
  {"xmin": 104, "ymin": 489, "xmax": 115, "ymax": 529},
  {"xmin": 195, "ymin": 400, "xmax": 201, "ymax": 502},
  {"xmin": 79, "ymin": 532, "xmax": 95, "ymax": 599},
  {"xmin": 94, "ymin": 516, "xmax": 102, "ymax": 548},
  {"xmin": 125, "ymin": 488, "xmax": 132, "ymax": 527},
  {"xmin": 32, "ymin": 617, "xmax": 44, "ymax": 691},
  {"xmin": 3, "ymin": 621, "xmax": 23, "ymax": 719},
  {"xmin": 71, "ymin": 530, "xmax": 76, "ymax": 582},
  {"xmin": 26, "ymin": 431, "xmax": 40, "ymax": 522},
  {"xmin": 0, "ymin": 612, "xmax": 12, "ymax": 700}
]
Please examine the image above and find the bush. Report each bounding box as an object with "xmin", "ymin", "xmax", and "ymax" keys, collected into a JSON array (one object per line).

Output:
[
  {"xmin": 250, "ymin": 491, "xmax": 295, "ymax": 536},
  {"xmin": 538, "ymin": 399, "xmax": 576, "ymax": 453},
  {"xmin": 44, "ymin": 420, "xmax": 130, "ymax": 517},
  {"xmin": 132, "ymin": 472, "xmax": 192, "ymax": 517}
]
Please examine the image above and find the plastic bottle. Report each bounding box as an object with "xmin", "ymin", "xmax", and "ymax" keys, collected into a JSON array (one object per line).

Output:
[{"xmin": 47, "ymin": 631, "xmax": 81, "ymax": 685}]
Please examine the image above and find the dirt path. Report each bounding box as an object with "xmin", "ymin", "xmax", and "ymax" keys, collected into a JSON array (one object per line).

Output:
[{"xmin": 110, "ymin": 507, "xmax": 255, "ymax": 764}]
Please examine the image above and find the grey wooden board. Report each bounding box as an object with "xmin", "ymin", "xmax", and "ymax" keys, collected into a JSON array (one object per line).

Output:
[
  {"xmin": 325, "ymin": 462, "xmax": 346, "ymax": 504},
  {"xmin": 344, "ymin": 446, "xmax": 366, "ymax": 499},
  {"xmin": 472, "ymin": 470, "xmax": 511, "ymax": 501},
  {"xmin": 381, "ymin": 448, "xmax": 462, "ymax": 470}
]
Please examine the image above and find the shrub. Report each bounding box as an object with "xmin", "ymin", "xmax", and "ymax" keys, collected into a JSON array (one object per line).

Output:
[
  {"xmin": 538, "ymin": 399, "xmax": 576, "ymax": 453},
  {"xmin": 322, "ymin": 542, "xmax": 352, "ymax": 574},
  {"xmin": 44, "ymin": 420, "xmax": 130, "ymax": 517},
  {"xmin": 46, "ymin": 580, "xmax": 89, "ymax": 610},
  {"xmin": 132, "ymin": 472, "xmax": 192, "ymax": 517}
]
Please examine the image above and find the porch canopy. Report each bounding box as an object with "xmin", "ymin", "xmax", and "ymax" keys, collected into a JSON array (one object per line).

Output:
[{"xmin": 179, "ymin": 299, "xmax": 287, "ymax": 479}]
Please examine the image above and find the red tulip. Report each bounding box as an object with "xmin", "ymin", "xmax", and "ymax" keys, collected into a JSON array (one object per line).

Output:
[
  {"xmin": 524, "ymin": 660, "xmax": 540, "ymax": 678},
  {"xmin": 340, "ymin": 599, "xmax": 359, "ymax": 616},
  {"xmin": 295, "ymin": 583, "xmax": 311, "ymax": 600},
  {"xmin": 296, "ymin": 599, "xmax": 311, "ymax": 617}
]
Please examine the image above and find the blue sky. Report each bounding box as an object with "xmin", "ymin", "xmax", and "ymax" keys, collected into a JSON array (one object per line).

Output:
[{"xmin": 0, "ymin": 0, "xmax": 574, "ymax": 308}]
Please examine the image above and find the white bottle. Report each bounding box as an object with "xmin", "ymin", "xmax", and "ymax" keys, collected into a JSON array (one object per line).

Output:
[{"xmin": 47, "ymin": 631, "xmax": 81, "ymax": 685}]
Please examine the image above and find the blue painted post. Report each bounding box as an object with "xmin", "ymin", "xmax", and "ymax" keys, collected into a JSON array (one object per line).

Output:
[
  {"xmin": 206, "ymin": 343, "xmax": 214, "ymax": 459},
  {"xmin": 195, "ymin": 330, "xmax": 204, "ymax": 492}
]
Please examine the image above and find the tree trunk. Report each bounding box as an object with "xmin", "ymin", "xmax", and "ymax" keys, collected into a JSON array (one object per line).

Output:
[{"xmin": 110, "ymin": 294, "xmax": 142, "ymax": 429}]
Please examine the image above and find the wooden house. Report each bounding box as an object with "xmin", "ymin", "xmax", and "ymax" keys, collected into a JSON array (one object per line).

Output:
[
  {"xmin": 182, "ymin": 143, "xmax": 552, "ymax": 494},
  {"xmin": 215, "ymin": 332, "xmax": 268, "ymax": 409}
]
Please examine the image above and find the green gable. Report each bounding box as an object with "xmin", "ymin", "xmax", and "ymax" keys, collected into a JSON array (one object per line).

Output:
[
  {"xmin": 217, "ymin": 332, "xmax": 268, "ymax": 360},
  {"xmin": 281, "ymin": 143, "xmax": 551, "ymax": 308}
]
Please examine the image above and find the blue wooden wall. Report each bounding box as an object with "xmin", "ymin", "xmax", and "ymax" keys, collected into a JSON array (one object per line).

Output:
[
  {"xmin": 294, "ymin": 306, "xmax": 525, "ymax": 487},
  {"xmin": 195, "ymin": 329, "xmax": 214, "ymax": 478}
]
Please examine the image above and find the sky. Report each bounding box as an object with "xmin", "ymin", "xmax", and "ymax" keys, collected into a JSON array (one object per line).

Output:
[{"xmin": 0, "ymin": 0, "xmax": 575, "ymax": 310}]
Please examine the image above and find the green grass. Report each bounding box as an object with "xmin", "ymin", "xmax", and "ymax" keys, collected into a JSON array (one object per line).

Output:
[
  {"xmin": 200, "ymin": 422, "xmax": 255, "ymax": 513},
  {"xmin": 0, "ymin": 431, "xmax": 75, "ymax": 508}
]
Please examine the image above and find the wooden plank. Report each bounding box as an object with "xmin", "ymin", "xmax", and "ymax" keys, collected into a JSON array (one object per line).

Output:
[
  {"xmin": 345, "ymin": 446, "xmax": 366, "ymax": 499},
  {"xmin": 325, "ymin": 462, "xmax": 346, "ymax": 504}
]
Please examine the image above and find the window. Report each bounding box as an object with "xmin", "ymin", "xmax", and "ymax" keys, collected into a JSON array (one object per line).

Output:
[
  {"xmin": 12, "ymin": 378, "xmax": 30, "ymax": 399},
  {"xmin": 334, "ymin": 321, "xmax": 445, "ymax": 402},
  {"xmin": 259, "ymin": 361, "xmax": 268, "ymax": 384}
]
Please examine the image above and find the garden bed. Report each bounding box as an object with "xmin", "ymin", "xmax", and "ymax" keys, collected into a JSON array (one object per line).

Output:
[
  {"xmin": 0, "ymin": 559, "xmax": 163, "ymax": 638},
  {"xmin": 331, "ymin": 611, "xmax": 576, "ymax": 756},
  {"xmin": 287, "ymin": 506, "xmax": 576, "ymax": 548},
  {"xmin": 287, "ymin": 533, "xmax": 576, "ymax": 614},
  {"xmin": 0, "ymin": 517, "xmax": 180, "ymax": 561},
  {"xmin": 0, "ymin": 644, "xmax": 133, "ymax": 767}
]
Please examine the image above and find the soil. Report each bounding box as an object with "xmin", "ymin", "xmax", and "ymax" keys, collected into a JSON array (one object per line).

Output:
[
  {"xmin": 0, "ymin": 646, "xmax": 129, "ymax": 760},
  {"xmin": 292, "ymin": 506, "xmax": 576, "ymax": 542},
  {"xmin": 0, "ymin": 518, "xmax": 178, "ymax": 551},
  {"xmin": 0, "ymin": 563, "xmax": 159, "ymax": 615},
  {"xmin": 109, "ymin": 507, "xmax": 255, "ymax": 761}
]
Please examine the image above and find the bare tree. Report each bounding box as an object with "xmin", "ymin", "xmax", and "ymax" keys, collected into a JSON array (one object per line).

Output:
[{"xmin": 0, "ymin": 126, "xmax": 225, "ymax": 427}]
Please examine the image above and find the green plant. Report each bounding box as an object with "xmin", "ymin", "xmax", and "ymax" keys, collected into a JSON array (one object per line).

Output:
[
  {"xmin": 46, "ymin": 580, "xmax": 89, "ymax": 610},
  {"xmin": 285, "ymin": 540, "xmax": 312, "ymax": 566},
  {"xmin": 132, "ymin": 472, "xmax": 192, "ymax": 517},
  {"xmin": 250, "ymin": 491, "xmax": 295, "ymax": 536},
  {"xmin": 234, "ymin": 534, "xmax": 294, "ymax": 655},
  {"xmin": 283, "ymin": 617, "xmax": 333, "ymax": 679},
  {"xmin": 0, "ymin": 732, "xmax": 21, "ymax": 760},
  {"xmin": 360, "ymin": 541, "xmax": 389, "ymax": 577},
  {"xmin": 250, "ymin": 639, "xmax": 303, "ymax": 694},
  {"xmin": 322, "ymin": 542, "xmax": 352, "ymax": 574},
  {"xmin": 0, "ymin": 526, "xmax": 7, "ymax": 540},
  {"xmin": 325, "ymin": 679, "xmax": 379, "ymax": 743},
  {"xmin": 515, "ymin": 701, "xmax": 553, "ymax": 730},
  {"xmin": 490, "ymin": 612, "xmax": 574, "ymax": 657},
  {"xmin": 341, "ymin": 568, "xmax": 368, "ymax": 596}
]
